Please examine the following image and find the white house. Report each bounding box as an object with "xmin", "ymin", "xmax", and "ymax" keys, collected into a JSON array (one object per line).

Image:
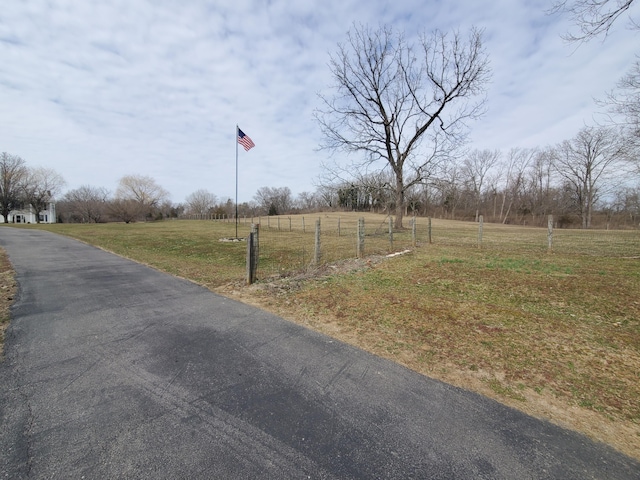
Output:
[{"xmin": 1, "ymin": 203, "xmax": 56, "ymax": 224}]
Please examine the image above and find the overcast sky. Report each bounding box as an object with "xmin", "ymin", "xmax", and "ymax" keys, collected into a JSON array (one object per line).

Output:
[{"xmin": 1, "ymin": 0, "xmax": 638, "ymax": 204}]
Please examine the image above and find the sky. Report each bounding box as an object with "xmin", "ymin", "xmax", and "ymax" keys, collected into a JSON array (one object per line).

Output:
[{"xmin": 1, "ymin": 0, "xmax": 638, "ymax": 205}]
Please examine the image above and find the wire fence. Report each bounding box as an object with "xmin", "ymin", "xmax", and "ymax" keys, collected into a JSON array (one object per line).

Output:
[
  {"xmin": 233, "ymin": 212, "xmax": 640, "ymax": 281},
  {"xmin": 255, "ymin": 215, "xmax": 412, "ymax": 278}
]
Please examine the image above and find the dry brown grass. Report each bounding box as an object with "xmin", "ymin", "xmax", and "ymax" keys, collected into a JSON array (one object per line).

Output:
[{"xmin": 0, "ymin": 249, "xmax": 17, "ymax": 359}]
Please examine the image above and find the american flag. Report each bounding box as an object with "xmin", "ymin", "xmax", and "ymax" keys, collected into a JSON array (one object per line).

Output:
[{"xmin": 237, "ymin": 127, "xmax": 255, "ymax": 151}]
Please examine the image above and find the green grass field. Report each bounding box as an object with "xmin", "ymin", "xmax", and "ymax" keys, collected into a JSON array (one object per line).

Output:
[{"xmin": 10, "ymin": 215, "xmax": 640, "ymax": 459}]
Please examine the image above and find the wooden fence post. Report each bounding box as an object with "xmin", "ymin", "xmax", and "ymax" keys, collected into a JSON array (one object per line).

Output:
[
  {"xmin": 357, "ymin": 217, "xmax": 365, "ymax": 258},
  {"xmin": 428, "ymin": 216, "xmax": 432, "ymax": 244},
  {"xmin": 388, "ymin": 217, "xmax": 394, "ymax": 250},
  {"xmin": 314, "ymin": 219, "xmax": 321, "ymax": 265},
  {"xmin": 246, "ymin": 224, "xmax": 258, "ymax": 285},
  {"xmin": 548, "ymin": 215, "xmax": 553, "ymax": 251},
  {"xmin": 254, "ymin": 223, "xmax": 260, "ymax": 269},
  {"xmin": 478, "ymin": 215, "xmax": 484, "ymax": 248}
]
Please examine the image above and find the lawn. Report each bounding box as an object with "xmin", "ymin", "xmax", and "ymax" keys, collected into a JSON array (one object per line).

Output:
[{"xmin": 5, "ymin": 217, "xmax": 640, "ymax": 459}]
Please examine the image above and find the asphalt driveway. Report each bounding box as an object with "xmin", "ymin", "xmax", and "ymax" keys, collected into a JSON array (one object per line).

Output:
[{"xmin": 0, "ymin": 227, "xmax": 638, "ymax": 479}]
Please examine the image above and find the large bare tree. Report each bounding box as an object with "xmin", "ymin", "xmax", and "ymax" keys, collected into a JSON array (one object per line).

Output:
[
  {"xmin": 62, "ymin": 185, "xmax": 110, "ymax": 223},
  {"xmin": 115, "ymin": 174, "xmax": 169, "ymax": 220},
  {"xmin": 0, "ymin": 152, "xmax": 27, "ymax": 223},
  {"xmin": 185, "ymin": 189, "xmax": 217, "ymax": 216},
  {"xmin": 553, "ymin": 126, "xmax": 626, "ymax": 228},
  {"xmin": 315, "ymin": 24, "xmax": 491, "ymax": 228},
  {"xmin": 253, "ymin": 186, "xmax": 292, "ymax": 215},
  {"xmin": 108, "ymin": 199, "xmax": 141, "ymax": 224}
]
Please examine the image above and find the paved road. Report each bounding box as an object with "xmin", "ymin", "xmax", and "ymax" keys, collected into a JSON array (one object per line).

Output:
[{"xmin": 0, "ymin": 228, "xmax": 638, "ymax": 479}]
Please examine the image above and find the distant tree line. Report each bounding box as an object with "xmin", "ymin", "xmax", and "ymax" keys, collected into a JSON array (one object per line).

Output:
[
  {"xmin": 234, "ymin": 125, "xmax": 637, "ymax": 229},
  {"xmin": 0, "ymin": 154, "xmax": 181, "ymax": 224},
  {"xmin": 311, "ymin": 126, "xmax": 638, "ymax": 229},
  {"xmin": 59, "ymin": 174, "xmax": 179, "ymax": 224}
]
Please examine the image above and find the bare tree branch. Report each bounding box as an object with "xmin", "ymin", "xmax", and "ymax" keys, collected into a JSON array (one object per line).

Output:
[{"xmin": 550, "ymin": 0, "xmax": 637, "ymax": 42}]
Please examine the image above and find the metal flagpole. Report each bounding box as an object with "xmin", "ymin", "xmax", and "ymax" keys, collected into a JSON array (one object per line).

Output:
[{"xmin": 235, "ymin": 125, "xmax": 239, "ymax": 238}]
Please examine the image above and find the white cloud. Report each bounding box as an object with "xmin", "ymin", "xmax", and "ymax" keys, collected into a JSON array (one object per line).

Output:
[{"xmin": 0, "ymin": 0, "xmax": 638, "ymax": 203}]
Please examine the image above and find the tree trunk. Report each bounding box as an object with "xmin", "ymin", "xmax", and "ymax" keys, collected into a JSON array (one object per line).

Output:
[
  {"xmin": 394, "ymin": 177, "xmax": 404, "ymax": 229},
  {"xmin": 502, "ymin": 201, "xmax": 513, "ymax": 224},
  {"xmin": 393, "ymin": 169, "xmax": 405, "ymax": 229},
  {"xmin": 493, "ymin": 194, "xmax": 497, "ymax": 220},
  {"xmin": 394, "ymin": 193, "xmax": 404, "ymax": 229},
  {"xmin": 586, "ymin": 177, "xmax": 595, "ymax": 229}
]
